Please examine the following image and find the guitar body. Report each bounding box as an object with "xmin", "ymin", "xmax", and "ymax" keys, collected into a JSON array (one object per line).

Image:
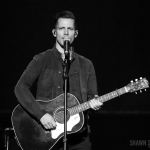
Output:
[{"xmin": 11, "ymin": 93, "xmax": 84, "ymax": 150}]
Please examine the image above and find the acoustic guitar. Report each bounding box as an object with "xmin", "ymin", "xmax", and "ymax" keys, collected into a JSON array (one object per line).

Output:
[{"xmin": 11, "ymin": 77, "xmax": 149, "ymax": 150}]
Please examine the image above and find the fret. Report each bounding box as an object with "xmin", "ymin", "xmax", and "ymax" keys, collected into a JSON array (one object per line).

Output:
[
  {"xmin": 99, "ymin": 96, "xmax": 103, "ymax": 103},
  {"xmin": 69, "ymin": 108, "xmax": 73, "ymax": 116},
  {"xmin": 74, "ymin": 106, "xmax": 77, "ymax": 114},
  {"xmin": 109, "ymin": 93, "xmax": 112, "ymax": 99},
  {"xmin": 80, "ymin": 104, "xmax": 84, "ymax": 112},
  {"xmin": 109, "ymin": 92, "xmax": 113, "ymax": 98},
  {"xmin": 79, "ymin": 104, "xmax": 84, "ymax": 112},
  {"xmin": 117, "ymin": 87, "xmax": 126, "ymax": 96},
  {"xmin": 82, "ymin": 103, "xmax": 85, "ymax": 110},
  {"xmin": 105, "ymin": 94, "xmax": 108, "ymax": 100},
  {"xmin": 81, "ymin": 104, "xmax": 84, "ymax": 112},
  {"xmin": 120, "ymin": 88, "xmax": 123, "ymax": 94},
  {"xmin": 73, "ymin": 107, "xmax": 76, "ymax": 114},
  {"xmin": 124, "ymin": 86, "xmax": 128, "ymax": 92},
  {"xmin": 75, "ymin": 105, "xmax": 78, "ymax": 114},
  {"xmin": 83, "ymin": 103, "xmax": 86, "ymax": 110},
  {"xmin": 83, "ymin": 103, "xmax": 86, "ymax": 111},
  {"xmin": 71, "ymin": 107, "xmax": 75, "ymax": 115},
  {"xmin": 117, "ymin": 89, "xmax": 122, "ymax": 95},
  {"xmin": 85, "ymin": 102, "xmax": 90, "ymax": 109},
  {"xmin": 69, "ymin": 108, "xmax": 72, "ymax": 115},
  {"xmin": 101, "ymin": 95, "xmax": 106, "ymax": 102},
  {"xmin": 106, "ymin": 94, "xmax": 110, "ymax": 100},
  {"xmin": 104, "ymin": 94, "xmax": 110, "ymax": 102},
  {"xmin": 112, "ymin": 91, "xmax": 118, "ymax": 97},
  {"xmin": 109, "ymin": 92, "xmax": 114, "ymax": 99},
  {"xmin": 118, "ymin": 88, "xmax": 123, "ymax": 95},
  {"xmin": 104, "ymin": 94, "xmax": 108, "ymax": 102},
  {"xmin": 104, "ymin": 95, "xmax": 107, "ymax": 101},
  {"xmin": 78, "ymin": 105, "xmax": 82, "ymax": 112},
  {"xmin": 121, "ymin": 87, "xmax": 126, "ymax": 94}
]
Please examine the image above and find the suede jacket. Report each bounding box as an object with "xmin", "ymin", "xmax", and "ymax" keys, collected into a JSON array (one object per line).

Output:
[{"xmin": 14, "ymin": 46, "xmax": 98, "ymax": 121}]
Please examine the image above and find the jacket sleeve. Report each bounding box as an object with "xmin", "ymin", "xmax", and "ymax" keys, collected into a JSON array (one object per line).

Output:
[{"xmin": 14, "ymin": 54, "xmax": 47, "ymax": 120}]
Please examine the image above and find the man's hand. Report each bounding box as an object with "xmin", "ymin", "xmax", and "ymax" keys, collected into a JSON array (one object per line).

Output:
[
  {"xmin": 89, "ymin": 96, "xmax": 103, "ymax": 110},
  {"xmin": 40, "ymin": 113, "xmax": 57, "ymax": 130}
]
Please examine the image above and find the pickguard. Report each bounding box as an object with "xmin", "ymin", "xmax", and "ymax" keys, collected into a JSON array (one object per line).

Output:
[{"xmin": 51, "ymin": 114, "xmax": 80, "ymax": 139}]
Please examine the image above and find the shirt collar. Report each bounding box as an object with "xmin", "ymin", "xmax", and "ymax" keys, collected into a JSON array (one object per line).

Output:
[{"xmin": 53, "ymin": 45, "xmax": 75, "ymax": 61}]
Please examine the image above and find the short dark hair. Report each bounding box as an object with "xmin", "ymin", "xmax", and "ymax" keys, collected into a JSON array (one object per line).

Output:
[{"xmin": 53, "ymin": 11, "xmax": 77, "ymax": 29}]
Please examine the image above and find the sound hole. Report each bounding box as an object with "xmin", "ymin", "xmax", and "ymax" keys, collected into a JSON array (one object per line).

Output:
[{"xmin": 54, "ymin": 108, "xmax": 70, "ymax": 124}]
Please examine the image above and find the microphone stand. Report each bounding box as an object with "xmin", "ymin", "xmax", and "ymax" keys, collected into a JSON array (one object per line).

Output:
[{"xmin": 63, "ymin": 40, "xmax": 70, "ymax": 150}]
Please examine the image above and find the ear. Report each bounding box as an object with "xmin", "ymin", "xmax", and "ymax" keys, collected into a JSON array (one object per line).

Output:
[
  {"xmin": 75, "ymin": 30, "xmax": 78, "ymax": 38},
  {"xmin": 52, "ymin": 29, "xmax": 56, "ymax": 37}
]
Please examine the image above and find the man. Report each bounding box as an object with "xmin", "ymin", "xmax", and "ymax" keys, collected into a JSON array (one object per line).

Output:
[{"xmin": 14, "ymin": 11, "xmax": 103, "ymax": 150}]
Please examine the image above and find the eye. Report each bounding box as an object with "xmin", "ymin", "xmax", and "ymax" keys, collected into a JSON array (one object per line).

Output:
[{"xmin": 58, "ymin": 27, "xmax": 63, "ymax": 30}]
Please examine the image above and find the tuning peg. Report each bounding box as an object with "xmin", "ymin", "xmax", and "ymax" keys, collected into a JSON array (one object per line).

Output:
[
  {"xmin": 130, "ymin": 80, "xmax": 133, "ymax": 83},
  {"xmin": 135, "ymin": 92, "xmax": 137, "ymax": 94},
  {"xmin": 140, "ymin": 90, "xmax": 142, "ymax": 93},
  {"xmin": 145, "ymin": 89, "xmax": 146, "ymax": 91},
  {"xmin": 140, "ymin": 77, "xmax": 143, "ymax": 80},
  {"xmin": 135, "ymin": 79, "xmax": 138, "ymax": 82}
]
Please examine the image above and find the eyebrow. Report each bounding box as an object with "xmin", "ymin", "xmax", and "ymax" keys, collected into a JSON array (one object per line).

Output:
[{"xmin": 58, "ymin": 26, "xmax": 75, "ymax": 29}]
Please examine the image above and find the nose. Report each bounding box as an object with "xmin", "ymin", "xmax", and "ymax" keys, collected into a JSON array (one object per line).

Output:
[{"xmin": 64, "ymin": 29, "xmax": 69, "ymax": 35}]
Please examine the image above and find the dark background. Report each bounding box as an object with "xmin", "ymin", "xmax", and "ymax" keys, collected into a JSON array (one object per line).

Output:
[{"xmin": 0, "ymin": 0, "xmax": 150, "ymax": 149}]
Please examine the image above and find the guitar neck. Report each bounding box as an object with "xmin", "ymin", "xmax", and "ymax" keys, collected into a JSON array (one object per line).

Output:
[{"xmin": 69, "ymin": 86, "xmax": 128, "ymax": 116}]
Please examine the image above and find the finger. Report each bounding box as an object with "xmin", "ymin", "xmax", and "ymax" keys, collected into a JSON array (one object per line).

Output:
[
  {"xmin": 48, "ymin": 122, "xmax": 53, "ymax": 129},
  {"xmin": 94, "ymin": 107, "xmax": 100, "ymax": 110},
  {"xmin": 89, "ymin": 101, "xmax": 94, "ymax": 109},
  {"xmin": 44, "ymin": 125, "xmax": 48, "ymax": 129},
  {"xmin": 52, "ymin": 121, "xmax": 57, "ymax": 127},
  {"xmin": 98, "ymin": 101, "xmax": 103, "ymax": 106},
  {"xmin": 51, "ymin": 122, "xmax": 56, "ymax": 128},
  {"xmin": 90, "ymin": 101, "xmax": 98, "ymax": 110},
  {"xmin": 92, "ymin": 100, "xmax": 101, "ymax": 110},
  {"xmin": 94, "ymin": 100, "xmax": 103, "ymax": 106}
]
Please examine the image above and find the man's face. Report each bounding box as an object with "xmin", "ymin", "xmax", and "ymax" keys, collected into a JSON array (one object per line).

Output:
[{"xmin": 55, "ymin": 18, "xmax": 76, "ymax": 47}]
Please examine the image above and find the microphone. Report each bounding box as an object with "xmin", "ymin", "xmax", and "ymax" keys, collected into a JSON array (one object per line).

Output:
[
  {"xmin": 64, "ymin": 39, "xmax": 72, "ymax": 61},
  {"xmin": 64, "ymin": 39, "xmax": 70, "ymax": 55}
]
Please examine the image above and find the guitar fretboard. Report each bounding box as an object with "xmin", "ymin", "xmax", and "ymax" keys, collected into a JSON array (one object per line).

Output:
[{"xmin": 69, "ymin": 86, "xmax": 128, "ymax": 116}]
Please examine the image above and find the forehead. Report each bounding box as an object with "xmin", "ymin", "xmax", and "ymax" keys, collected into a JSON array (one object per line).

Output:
[{"xmin": 57, "ymin": 18, "xmax": 75, "ymax": 28}]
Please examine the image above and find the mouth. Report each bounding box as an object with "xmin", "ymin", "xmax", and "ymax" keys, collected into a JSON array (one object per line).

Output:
[{"xmin": 63, "ymin": 37, "xmax": 70, "ymax": 41}]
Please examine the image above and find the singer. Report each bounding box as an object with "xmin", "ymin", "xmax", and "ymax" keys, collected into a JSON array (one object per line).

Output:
[{"xmin": 14, "ymin": 11, "xmax": 103, "ymax": 150}]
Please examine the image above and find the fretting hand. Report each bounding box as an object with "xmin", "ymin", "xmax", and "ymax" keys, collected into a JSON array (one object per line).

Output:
[{"xmin": 89, "ymin": 96, "xmax": 103, "ymax": 110}]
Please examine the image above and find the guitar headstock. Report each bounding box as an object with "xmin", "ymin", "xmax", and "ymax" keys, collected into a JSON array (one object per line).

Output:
[{"xmin": 126, "ymin": 77, "xmax": 149, "ymax": 93}]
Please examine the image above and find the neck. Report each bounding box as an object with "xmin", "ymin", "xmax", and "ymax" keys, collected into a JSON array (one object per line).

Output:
[{"xmin": 56, "ymin": 42, "xmax": 64, "ymax": 55}]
